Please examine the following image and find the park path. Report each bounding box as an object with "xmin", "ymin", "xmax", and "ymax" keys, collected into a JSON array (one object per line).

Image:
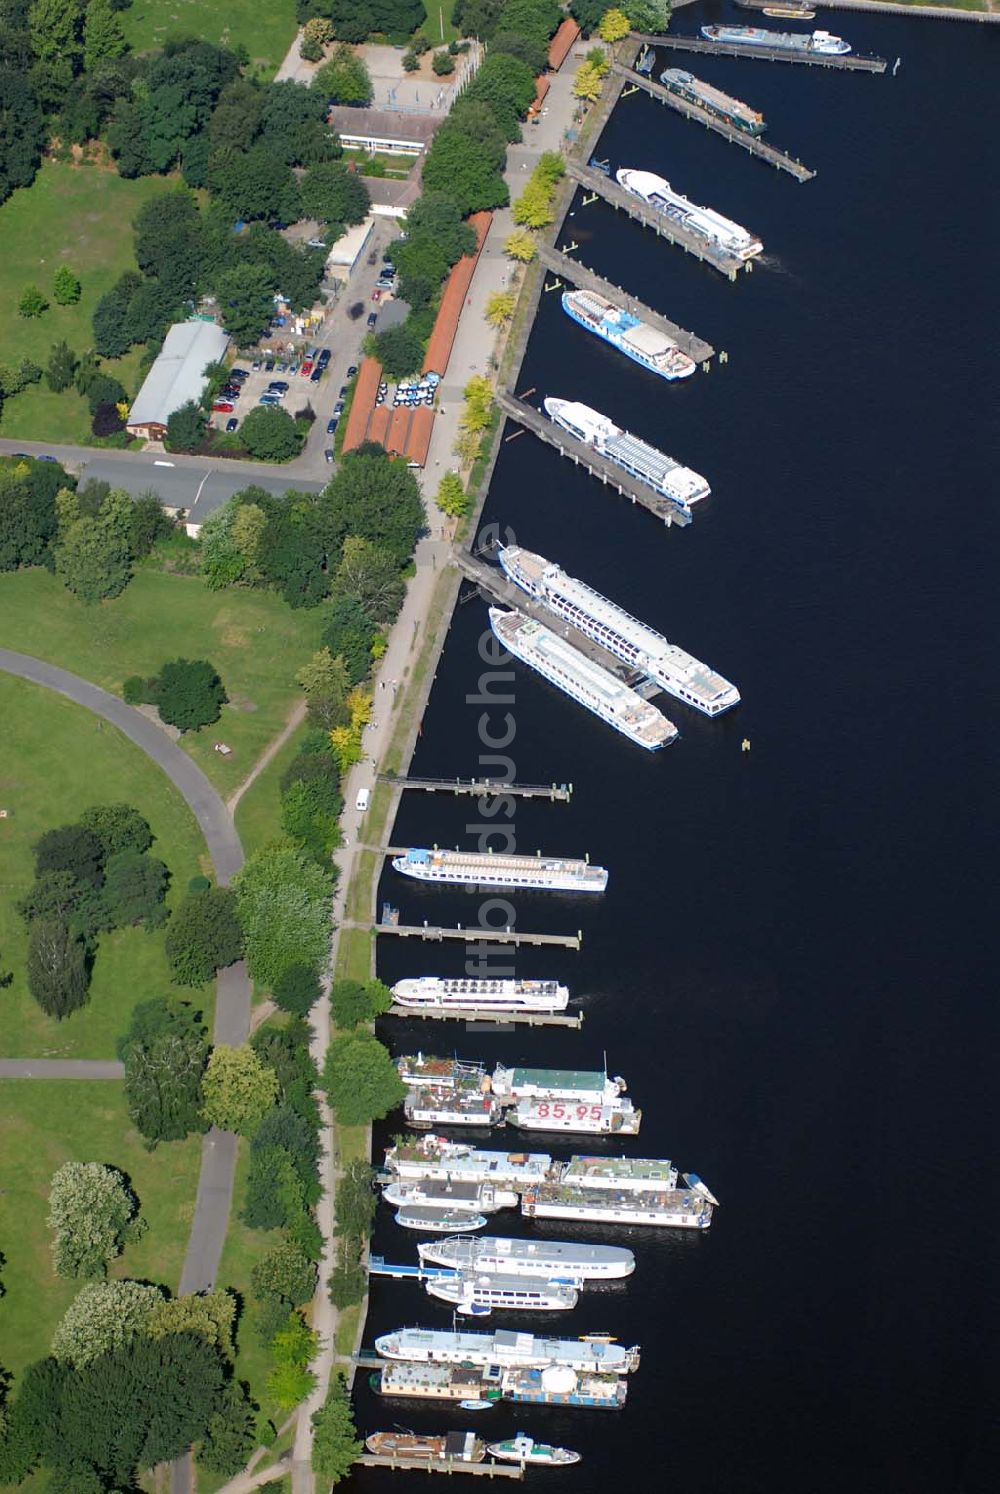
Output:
[
  {"xmin": 0, "ymin": 1059, "xmax": 124, "ymax": 1078},
  {"xmin": 227, "ymin": 699, "xmax": 308, "ymax": 815},
  {"xmin": 0, "ymin": 650, "xmax": 252, "ymax": 1494}
]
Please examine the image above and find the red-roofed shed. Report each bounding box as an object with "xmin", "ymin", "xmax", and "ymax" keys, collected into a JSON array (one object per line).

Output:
[{"xmin": 548, "ymin": 18, "xmax": 581, "ymax": 72}]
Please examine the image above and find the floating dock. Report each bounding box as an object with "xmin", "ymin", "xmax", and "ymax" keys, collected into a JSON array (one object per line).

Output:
[
  {"xmin": 565, "ymin": 160, "xmax": 752, "ymax": 279},
  {"xmin": 379, "ymin": 774, "xmax": 572, "ymax": 802},
  {"xmin": 356, "ymin": 1454, "xmax": 522, "ymax": 1479},
  {"xmin": 374, "ymin": 923, "xmax": 583, "ymax": 950},
  {"xmin": 614, "ymin": 63, "xmax": 816, "ymax": 182},
  {"xmin": 494, "ymin": 393, "xmax": 691, "ymax": 531},
  {"xmin": 637, "ymin": 32, "xmax": 887, "ymax": 73},
  {"xmin": 385, "ymin": 1004, "xmax": 583, "ymax": 1029},
  {"xmin": 537, "ymin": 245, "xmax": 714, "ymax": 362}
]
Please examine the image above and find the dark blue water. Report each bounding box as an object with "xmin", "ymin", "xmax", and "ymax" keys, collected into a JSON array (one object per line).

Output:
[{"xmin": 353, "ymin": 9, "xmax": 999, "ymax": 1490}]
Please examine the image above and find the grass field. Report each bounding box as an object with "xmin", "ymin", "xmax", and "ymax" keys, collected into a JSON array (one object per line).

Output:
[
  {"xmin": 422, "ymin": 1, "xmax": 459, "ymax": 45},
  {"xmin": 0, "ymin": 161, "xmax": 175, "ymax": 444},
  {"xmin": 234, "ymin": 721, "xmax": 311, "ymax": 858},
  {"xmin": 121, "ymin": 0, "xmax": 299, "ymax": 76},
  {"xmin": 0, "ymin": 568, "xmax": 324, "ymax": 795},
  {"xmin": 0, "ymin": 675, "xmax": 210, "ymax": 1060},
  {"xmin": 0, "ymin": 1080, "xmax": 203, "ymax": 1380}
]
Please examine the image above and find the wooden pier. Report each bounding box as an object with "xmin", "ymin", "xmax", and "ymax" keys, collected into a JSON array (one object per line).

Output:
[
  {"xmin": 637, "ymin": 32, "xmax": 887, "ymax": 73},
  {"xmin": 374, "ymin": 923, "xmax": 583, "ymax": 950},
  {"xmin": 379, "ymin": 773, "xmax": 572, "ymax": 802},
  {"xmin": 384, "ymin": 1003, "xmax": 583, "ymax": 1029},
  {"xmin": 614, "ymin": 63, "xmax": 816, "ymax": 182},
  {"xmin": 356, "ymin": 1453, "xmax": 523, "ymax": 1479},
  {"xmin": 494, "ymin": 393, "xmax": 691, "ymax": 531},
  {"xmin": 537, "ymin": 245, "xmax": 714, "ymax": 362},
  {"xmin": 565, "ymin": 160, "xmax": 753, "ymax": 279}
]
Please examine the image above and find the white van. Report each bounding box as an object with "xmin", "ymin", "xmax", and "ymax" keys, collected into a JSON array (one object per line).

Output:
[{"xmin": 355, "ymin": 787, "xmax": 370, "ymax": 812}]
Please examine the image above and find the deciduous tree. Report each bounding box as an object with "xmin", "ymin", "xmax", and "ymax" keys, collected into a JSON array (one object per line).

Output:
[
  {"xmin": 201, "ymin": 1043, "xmax": 279, "ymax": 1136},
  {"xmin": 47, "ymin": 1163, "xmax": 144, "ymax": 1280},
  {"xmin": 79, "ymin": 804, "xmax": 152, "ymax": 859},
  {"xmin": 233, "ymin": 840, "xmax": 332, "ymax": 987},
  {"xmin": 597, "ymin": 7, "xmax": 631, "ymax": 43},
  {"xmin": 26, "ymin": 916, "xmax": 89, "ymax": 1019},
  {"xmin": 436, "ymin": 468, "xmax": 469, "ymax": 517},
  {"xmin": 51, "ymin": 1280, "xmax": 162, "ymax": 1364},
  {"xmin": 165, "ymin": 885, "xmax": 243, "ymax": 986},
  {"xmin": 197, "ymin": 1383, "xmax": 257, "ymax": 1476},
  {"xmin": 146, "ymin": 1289, "xmax": 236, "ymax": 1355},
  {"xmin": 82, "ymin": 0, "xmax": 126, "ymax": 73},
  {"xmin": 314, "ymin": 44, "xmax": 373, "ymax": 106},
  {"xmin": 166, "ymin": 400, "xmax": 207, "ymax": 453},
  {"xmin": 485, "ymin": 289, "xmax": 515, "ymax": 326},
  {"xmin": 154, "ymin": 657, "xmax": 227, "ymax": 731},
  {"xmin": 239, "ymin": 405, "xmax": 304, "ymax": 462},
  {"xmin": 323, "ymin": 1031, "xmax": 405, "ymax": 1125},
  {"xmin": 330, "ymin": 977, "xmax": 392, "ymax": 1028},
  {"xmin": 119, "ymin": 996, "xmax": 210, "ymax": 1143},
  {"xmin": 311, "ymin": 1375, "xmax": 361, "ymax": 1484},
  {"xmin": 54, "ymin": 486, "xmax": 133, "ymax": 602}
]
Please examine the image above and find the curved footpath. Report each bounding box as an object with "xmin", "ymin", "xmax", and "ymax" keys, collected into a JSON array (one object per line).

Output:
[{"xmin": 0, "ymin": 650, "xmax": 251, "ymax": 1491}]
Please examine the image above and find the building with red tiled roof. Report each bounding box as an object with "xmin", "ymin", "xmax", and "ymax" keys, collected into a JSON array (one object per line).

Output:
[
  {"xmin": 548, "ymin": 18, "xmax": 581, "ymax": 72},
  {"xmin": 422, "ymin": 212, "xmax": 492, "ymax": 379},
  {"xmin": 340, "ymin": 357, "xmax": 383, "ymax": 454}
]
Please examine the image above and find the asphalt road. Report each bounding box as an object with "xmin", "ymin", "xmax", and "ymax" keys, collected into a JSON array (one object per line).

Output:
[{"xmin": 0, "ymin": 1060, "xmax": 124, "ymax": 1078}]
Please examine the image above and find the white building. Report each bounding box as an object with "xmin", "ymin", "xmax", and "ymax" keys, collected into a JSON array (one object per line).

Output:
[{"xmin": 126, "ymin": 321, "xmax": 230, "ymax": 441}]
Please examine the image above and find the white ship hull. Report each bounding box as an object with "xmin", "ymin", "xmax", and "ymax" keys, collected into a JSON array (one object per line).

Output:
[
  {"xmin": 405, "ymin": 1096, "xmax": 504, "ymax": 1129},
  {"xmin": 419, "ymin": 1236, "xmax": 636, "ymax": 1281},
  {"xmin": 490, "ymin": 608, "xmax": 677, "ymax": 752},
  {"xmin": 393, "ymin": 847, "xmax": 608, "ymax": 893},
  {"xmin": 427, "ymin": 1276, "xmax": 579, "ymax": 1312},
  {"xmin": 383, "ymin": 1180, "xmax": 518, "ymax": 1213},
  {"xmin": 386, "ymin": 1140, "xmax": 553, "ymax": 1188},
  {"xmin": 616, "ymin": 168, "xmax": 763, "ymax": 261},
  {"xmin": 375, "ymin": 1329, "xmax": 640, "ymax": 1375},
  {"xmin": 544, "ymin": 397, "xmax": 710, "ymax": 511},
  {"xmin": 498, "ymin": 545, "xmax": 740, "ymax": 718},
  {"xmin": 392, "ymin": 977, "xmax": 570, "ymax": 1013},
  {"xmin": 512, "ymin": 1100, "xmax": 641, "ymax": 1135},
  {"xmin": 522, "ymin": 1192, "xmax": 713, "ymax": 1229}
]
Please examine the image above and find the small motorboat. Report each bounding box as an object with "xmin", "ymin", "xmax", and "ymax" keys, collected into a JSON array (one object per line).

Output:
[
  {"xmin": 487, "ymin": 1434, "xmax": 581, "ymax": 1467},
  {"xmin": 459, "ymin": 1398, "xmax": 496, "ymax": 1412},
  {"xmin": 395, "ymin": 1207, "xmax": 489, "ymax": 1232}
]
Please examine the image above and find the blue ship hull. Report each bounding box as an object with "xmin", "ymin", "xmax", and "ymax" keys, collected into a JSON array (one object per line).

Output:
[{"xmin": 561, "ymin": 297, "xmax": 678, "ymax": 384}]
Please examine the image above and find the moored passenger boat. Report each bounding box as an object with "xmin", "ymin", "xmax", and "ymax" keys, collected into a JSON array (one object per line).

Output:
[
  {"xmin": 701, "ymin": 23, "xmax": 850, "ymax": 54},
  {"xmin": 395, "ymin": 1206, "xmax": 489, "ymax": 1232},
  {"xmin": 392, "ymin": 975, "xmax": 570, "ymax": 1014},
  {"xmin": 522, "ymin": 1183, "xmax": 715, "ymax": 1229},
  {"xmin": 404, "ymin": 1086, "xmax": 504, "ymax": 1129},
  {"xmin": 498, "ymin": 545, "xmax": 740, "ymax": 717},
  {"xmin": 544, "ymin": 396, "xmax": 710, "ymax": 517},
  {"xmin": 616, "ymin": 168, "xmax": 763, "ymax": 261},
  {"xmin": 382, "ymin": 1178, "xmax": 518, "ymax": 1213},
  {"xmin": 511, "ymin": 1098, "xmax": 641, "ymax": 1135},
  {"xmin": 487, "ymin": 1434, "xmax": 581, "ymax": 1466},
  {"xmin": 384, "ymin": 1134, "xmax": 553, "ymax": 1187},
  {"xmin": 374, "ymin": 1327, "xmax": 640, "ymax": 1374},
  {"xmin": 561, "ymin": 289, "xmax": 696, "ymax": 381},
  {"xmin": 490, "ymin": 608, "xmax": 678, "ymax": 752},
  {"xmin": 392, "ymin": 844, "xmax": 609, "ymax": 893},
  {"xmin": 426, "ymin": 1272, "xmax": 579, "ymax": 1314},
  {"xmin": 365, "ymin": 1430, "xmax": 485, "ymax": 1462},
  {"xmin": 658, "ymin": 66, "xmax": 765, "ymax": 135},
  {"xmin": 418, "ymin": 1234, "xmax": 636, "ymax": 1281}
]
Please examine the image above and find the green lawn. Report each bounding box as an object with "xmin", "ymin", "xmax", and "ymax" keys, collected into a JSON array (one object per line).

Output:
[
  {"xmin": 0, "ymin": 675, "xmax": 210, "ymax": 1060},
  {"xmin": 0, "ymin": 161, "xmax": 176, "ymax": 444},
  {"xmin": 234, "ymin": 721, "xmax": 311, "ymax": 859},
  {"xmin": 0, "ymin": 567, "xmax": 324, "ymax": 796},
  {"xmin": 422, "ymin": 1, "xmax": 459, "ymax": 45},
  {"xmin": 121, "ymin": 0, "xmax": 299, "ymax": 76},
  {"xmin": 0, "ymin": 1080, "xmax": 203, "ymax": 1380}
]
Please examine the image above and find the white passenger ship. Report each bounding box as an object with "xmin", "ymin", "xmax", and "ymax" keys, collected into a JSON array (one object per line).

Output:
[
  {"xmin": 375, "ymin": 1327, "xmax": 641, "ymax": 1375},
  {"xmin": 404, "ymin": 1088, "xmax": 504, "ymax": 1129},
  {"xmin": 490, "ymin": 608, "xmax": 677, "ymax": 751},
  {"xmin": 427, "ymin": 1272, "xmax": 579, "ymax": 1314},
  {"xmin": 382, "ymin": 1178, "xmax": 518, "ymax": 1214},
  {"xmin": 522, "ymin": 1183, "xmax": 714, "ymax": 1229},
  {"xmin": 544, "ymin": 396, "xmax": 710, "ymax": 516},
  {"xmin": 392, "ymin": 976, "xmax": 570, "ymax": 1014},
  {"xmin": 392, "ymin": 844, "xmax": 608, "ymax": 893},
  {"xmin": 498, "ymin": 546, "xmax": 740, "ymax": 717},
  {"xmin": 616, "ymin": 168, "xmax": 763, "ymax": 261},
  {"xmin": 511, "ymin": 1099, "xmax": 641, "ymax": 1135},
  {"xmin": 418, "ymin": 1235, "xmax": 636, "ymax": 1282}
]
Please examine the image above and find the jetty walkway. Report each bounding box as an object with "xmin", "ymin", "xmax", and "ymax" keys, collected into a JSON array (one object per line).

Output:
[
  {"xmin": 384, "ymin": 1004, "xmax": 583, "ymax": 1029},
  {"xmin": 614, "ymin": 63, "xmax": 816, "ymax": 182},
  {"xmin": 379, "ymin": 773, "xmax": 571, "ymax": 801},
  {"xmin": 639, "ymin": 32, "xmax": 887, "ymax": 73},
  {"xmin": 565, "ymin": 160, "xmax": 755, "ymax": 279},
  {"xmin": 494, "ymin": 393, "xmax": 692, "ymax": 530},
  {"xmin": 369, "ymin": 921, "xmax": 583, "ymax": 951},
  {"xmin": 538, "ymin": 245, "xmax": 714, "ymax": 361}
]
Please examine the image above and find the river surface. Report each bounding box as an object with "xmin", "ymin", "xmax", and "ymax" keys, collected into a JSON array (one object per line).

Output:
[{"xmin": 354, "ymin": 8, "xmax": 998, "ymax": 1490}]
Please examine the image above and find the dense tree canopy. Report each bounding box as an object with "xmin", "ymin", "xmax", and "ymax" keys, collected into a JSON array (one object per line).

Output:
[
  {"xmin": 165, "ymin": 885, "xmax": 243, "ymax": 986},
  {"xmin": 155, "ymin": 657, "xmax": 227, "ymax": 731},
  {"xmin": 319, "ymin": 447, "xmax": 424, "ymax": 570},
  {"xmin": 233, "ymin": 840, "xmax": 332, "ymax": 987},
  {"xmin": 239, "ymin": 405, "xmax": 305, "ymax": 462},
  {"xmin": 118, "ymin": 997, "xmax": 210, "ymax": 1144},
  {"xmin": 201, "ymin": 1044, "xmax": 279, "ymax": 1136},
  {"xmin": 47, "ymin": 1162, "xmax": 143, "ymax": 1280},
  {"xmin": 315, "ymin": 43, "xmax": 373, "ymax": 106},
  {"xmin": 323, "ymin": 1032, "xmax": 405, "ymax": 1126}
]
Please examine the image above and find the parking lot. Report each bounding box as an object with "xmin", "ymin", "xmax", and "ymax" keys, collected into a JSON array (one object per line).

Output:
[{"xmin": 208, "ymin": 347, "xmax": 334, "ymax": 435}]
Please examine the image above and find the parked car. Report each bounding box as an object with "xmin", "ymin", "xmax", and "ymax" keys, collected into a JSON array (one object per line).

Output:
[
  {"xmin": 326, "ymin": 417, "xmax": 338, "ymax": 434},
  {"xmin": 333, "ymin": 400, "xmax": 345, "ymax": 415},
  {"xmin": 317, "ymin": 349, "xmax": 331, "ymax": 366},
  {"xmin": 251, "ymin": 359, "xmax": 262, "ymax": 371},
  {"xmin": 367, "ymin": 312, "xmax": 378, "ymax": 328},
  {"xmin": 306, "ymin": 347, "xmax": 318, "ymax": 361},
  {"xmin": 259, "ymin": 393, "xmax": 280, "ymax": 406},
  {"xmin": 324, "ymin": 448, "xmax": 334, "ymax": 463},
  {"xmin": 212, "ymin": 401, "xmax": 234, "ymax": 413},
  {"xmin": 225, "ymin": 418, "xmax": 239, "ymax": 432},
  {"xmin": 310, "ymin": 368, "xmax": 322, "ymax": 383},
  {"xmin": 264, "ymin": 358, "xmax": 275, "ymax": 371},
  {"xmin": 288, "ymin": 360, "xmax": 299, "ymax": 375},
  {"xmin": 300, "ymin": 360, "xmax": 314, "ymax": 377},
  {"xmin": 371, "ymin": 288, "xmax": 381, "ymax": 302},
  {"xmin": 347, "ymin": 364, "xmax": 358, "ymax": 377},
  {"xmin": 339, "ymin": 384, "xmax": 348, "ymax": 398},
  {"xmin": 230, "ymin": 367, "xmax": 249, "ymax": 381},
  {"xmin": 267, "ymin": 381, "xmax": 289, "ymax": 393}
]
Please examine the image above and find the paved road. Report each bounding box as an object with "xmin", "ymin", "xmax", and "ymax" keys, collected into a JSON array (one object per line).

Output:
[{"xmin": 0, "ymin": 1059, "xmax": 124, "ymax": 1078}]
